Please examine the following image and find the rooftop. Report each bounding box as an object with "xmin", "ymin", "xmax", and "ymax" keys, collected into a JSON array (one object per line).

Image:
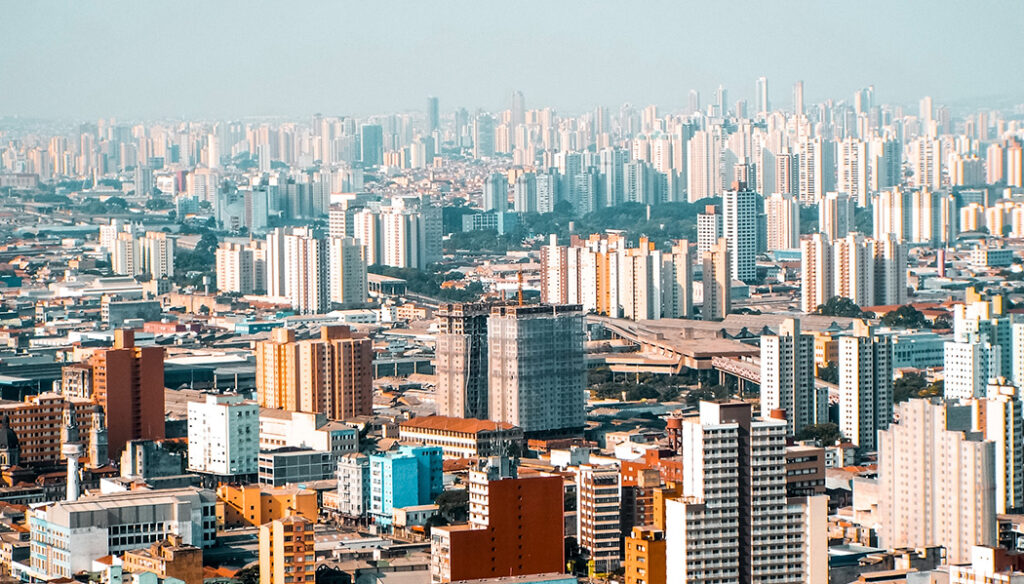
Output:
[{"xmin": 400, "ymin": 415, "xmax": 518, "ymax": 434}]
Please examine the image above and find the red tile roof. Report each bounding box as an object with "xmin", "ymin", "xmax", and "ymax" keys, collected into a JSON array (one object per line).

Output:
[{"xmin": 400, "ymin": 415, "xmax": 518, "ymax": 434}]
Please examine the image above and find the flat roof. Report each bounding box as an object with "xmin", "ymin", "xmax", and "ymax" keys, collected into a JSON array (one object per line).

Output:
[{"xmin": 400, "ymin": 415, "xmax": 519, "ymax": 434}]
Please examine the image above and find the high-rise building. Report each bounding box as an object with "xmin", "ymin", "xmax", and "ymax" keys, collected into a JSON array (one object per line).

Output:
[
  {"xmin": 878, "ymin": 399, "xmax": 996, "ymax": 564},
  {"xmin": 513, "ymin": 172, "xmax": 537, "ymax": 213},
  {"xmin": 687, "ymin": 129, "xmax": 722, "ymax": 201},
  {"xmin": 483, "ymin": 172, "xmax": 508, "ymax": 212},
  {"xmin": 696, "ymin": 205, "xmax": 723, "ymax": 254},
  {"xmin": 798, "ymin": 137, "xmax": 836, "ymax": 204},
  {"xmin": 575, "ymin": 464, "xmax": 622, "ymax": 573},
  {"xmin": 722, "ymin": 184, "xmax": 758, "ymax": 283},
  {"xmin": 90, "ymin": 329, "xmax": 165, "ymax": 457},
  {"xmin": 761, "ymin": 319, "xmax": 826, "ymax": 435},
  {"xmin": 426, "ymin": 96, "xmax": 440, "ymax": 134},
  {"xmin": 755, "ymin": 76, "xmax": 769, "ymax": 115},
  {"xmin": 800, "ymin": 234, "xmax": 833, "ymax": 313},
  {"xmin": 430, "ymin": 459, "xmax": 564, "ymax": 583},
  {"xmin": 473, "ymin": 114, "xmax": 495, "ymax": 158},
  {"xmin": 664, "ymin": 401, "xmax": 827, "ymax": 584},
  {"xmin": 972, "ymin": 386, "xmax": 1024, "ymax": 514},
  {"xmin": 487, "ymin": 305, "xmax": 585, "ymax": 435},
  {"xmin": 819, "ymin": 192, "xmax": 855, "ymax": 240},
  {"xmin": 793, "ymin": 81, "xmax": 804, "ymax": 116},
  {"xmin": 187, "ymin": 394, "xmax": 259, "ymax": 478},
  {"xmin": 870, "ymin": 234, "xmax": 907, "ymax": 306},
  {"xmin": 256, "ymin": 328, "xmax": 300, "ymax": 411},
  {"xmin": 833, "ymin": 234, "xmax": 875, "ymax": 307},
  {"xmin": 259, "ymin": 515, "xmax": 315, "ymax": 584},
  {"xmin": 359, "ymin": 124, "xmax": 384, "ymax": 166},
  {"xmin": 765, "ymin": 193, "xmax": 800, "ymax": 251},
  {"xmin": 661, "ymin": 239, "xmax": 694, "ymax": 318},
  {"xmin": 283, "ymin": 227, "xmax": 329, "ymax": 314},
  {"xmin": 701, "ymin": 238, "xmax": 731, "ymax": 320},
  {"xmin": 327, "ymin": 236, "xmax": 367, "ymax": 306},
  {"xmin": 436, "ymin": 303, "xmax": 493, "ymax": 420},
  {"xmin": 838, "ymin": 321, "xmax": 893, "ymax": 451},
  {"xmin": 837, "ymin": 137, "xmax": 869, "ymax": 206},
  {"xmin": 620, "ymin": 242, "xmax": 663, "ymax": 321},
  {"xmin": 296, "ymin": 326, "xmax": 373, "ymax": 420},
  {"xmin": 624, "ymin": 527, "xmax": 666, "ymax": 584}
]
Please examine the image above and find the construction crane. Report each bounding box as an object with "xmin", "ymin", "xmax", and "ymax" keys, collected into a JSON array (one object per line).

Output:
[{"xmin": 517, "ymin": 269, "xmax": 524, "ymax": 306}]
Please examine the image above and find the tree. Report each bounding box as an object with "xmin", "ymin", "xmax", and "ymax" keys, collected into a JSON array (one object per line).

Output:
[
  {"xmin": 235, "ymin": 565, "xmax": 259, "ymax": 584},
  {"xmin": 106, "ymin": 196, "xmax": 128, "ymax": 209},
  {"xmin": 814, "ymin": 296, "xmax": 868, "ymax": 318},
  {"xmin": 816, "ymin": 364, "xmax": 838, "ymax": 384},
  {"xmin": 894, "ymin": 373, "xmax": 927, "ymax": 403},
  {"xmin": 435, "ymin": 489, "xmax": 469, "ymax": 522},
  {"xmin": 795, "ymin": 423, "xmax": 843, "ymax": 446},
  {"xmin": 424, "ymin": 514, "xmax": 449, "ymax": 537},
  {"xmin": 880, "ymin": 305, "xmax": 929, "ymax": 329}
]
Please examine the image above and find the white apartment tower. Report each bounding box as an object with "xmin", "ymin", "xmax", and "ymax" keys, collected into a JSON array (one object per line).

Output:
[
  {"xmin": 284, "ymin": 228, "xmax": 329, "ymax": 315},
  {"xmin": 665, "ymin": 401, "xmax": 826, "ymax": 584},
  {"xmin": 765, "ymin": 193, "xmax": 800, "ymax": 251},
  {"xmin": 800, "ymin": 234, "xmax": 833, "ymax": 313},
  {"xmin": 722, "ymin": 185, "xmax": 759, "ymax": 283},
  {"xmin": 187, "ymin": 394, "xmax": 259, "ymax": 477},
  {"xmin": 839, "ymin": 321, "xmax": 894, "ymax": 451},
  {"xmin": 761, "ymin": 318, "xmax": 826, "ymax": 435},
  {"xmin": 328, "ymin": 236, "xmax": 367, "ymax": 306}
]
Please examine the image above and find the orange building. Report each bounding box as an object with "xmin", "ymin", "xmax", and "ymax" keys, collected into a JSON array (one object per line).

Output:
[
  {"xmin": 0, "ymin": 393, "xmax": 97, "ymax": 466},
  {"xmin": 431, "ymin": 473, "xmax": 564, "ymax": 582},
  {"xmin": 256, "ymin": 326, "xmax": 372, "ymax": 420},
  {"xmin": 259, "ymin": 515, "xmax": 314, "ymax": 584},
  {"xmin": 217, "ymin": 484, "xmax": 317, "ymax": 528},
  {"xmin": 122, "ymin": 535, "xmax": 202, "ymax": 584},
  {"xmin": 624, "ymin": 526, "xmax": 666, "ymax": 584},
  {"xmin": 90, "ymin": 329, "xmax": 165, "ymax": 456}
]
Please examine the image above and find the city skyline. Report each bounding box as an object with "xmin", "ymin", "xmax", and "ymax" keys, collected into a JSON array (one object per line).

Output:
[{"xmin": 3, "ymin": 1, "xmax": 1024, "ymax": 119}]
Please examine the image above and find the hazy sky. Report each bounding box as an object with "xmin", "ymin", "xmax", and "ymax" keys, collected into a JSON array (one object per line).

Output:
[{"xmin": 2, "ymin": 1, "xmax": 1022, "ymax": 120}]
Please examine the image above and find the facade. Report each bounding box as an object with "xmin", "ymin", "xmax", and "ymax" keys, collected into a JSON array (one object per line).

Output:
[
  {"xmin": 217, "ymin": 484, "xmax": 317, "ymax": 528},
  {"xmin": 398, "ymin": 416, "xmax": 524, "ymax": 459},
  {"xmin": 575, "ymin": 464, "xmax": 622, "ymax": 574},
  {"xmin": 29, "ymin": 488, "xmax": 216, "ymax": 580},
  {"xmin": 431, "ymin": 459, "xmax": 564, "ymax": 583},
  {"xmin": 721, "ymin": 185, "xmax": 758, "ymax": 283},
  {"xmin": 0, "ymin": 393, "xmax": 96, "ymax": 466},
  {"xmin": 972, "ymin": 388, "xmax": 1024, "ymax": 514},
  {"xmin": 624, "ymin": 526, "xmax": 666, "ymax": 584},
  {"xmin": 187, "ymin": 394, "xmax": 259, "ymax": 477},
  {"xmin": 122, "ymin": 536, "xmax": 203, "ymax": 584},
  {"xmin": 839, "ymin": 321, "xmax": 894, "ymax": 451},
  {"xmin": 800, "ymin": 233, "xmax": 832, "ymax": 314},
  {"xmin": 664, "ymin": 401, "xmax": 827, "ymax": 584},
  {"xmin": 255, "ymin": 326, "xmax": 373, "ymax": 420},
  {"xmin": 89, "ymin": 329, "xmax": 165, "ymax": 457},
  {"xmin": 761, "ymin": 318, "xmax": 826, "ymax": 435},
  {"xmin": 331, "ymin": 453, "xmax": 370, "ymax": 516},
  {"xmin": 258, "ymin": 448, "xmax": 333, "ymax": 486},
  {"xmin": 765, "ymin": 193, "xmax": 799, "ymax": 251},
  {"xmin": 283, "ymin": 227, "xmax": 329, "ymax": 314},
  {"xmin": 878, "ymin": 399, "xmax": 997, "ymax": 564},
  {"xmin": 258, "ymin": 409, "xmax": 357, "ymax": 461},
  {"xmin": 328, "ymin": 236, "xmax": 367, "ymax": 306},
  {"xmin": 369, "ymin": 446, "xmax": 443, "ymax": 525},
  {"xmin": 259, "ymin": 515, "xmax": 315, "ymax": 584},
  {"xmin": 701, "ymin": 237, "xmax": 730, "ymax": 320},
  {"xmin": 487, "ymin": 304, "xmax": 586, "ymax": 435},
  {"xmin": 436, "ymin": 302, "xmax": 493, "ymax": 419}
]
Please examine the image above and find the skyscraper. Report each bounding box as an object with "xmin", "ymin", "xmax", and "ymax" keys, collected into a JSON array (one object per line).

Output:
[
  {"xmin": 283, "ymin": 228, "xmax": 329, "ymax": 314},
  {"xmin": 661, "ymin": 240, "xmax": 694, "ymax": 319},
  {"xmin": 800, "ymin": 234, "xmax": 833, "ymax": 313},
  {"xmin": 359, "ymin": 124, "xmax": 384, "ymax": 167},
  {"xmin": 793, "ymin": 81, "xmax": 804, "ymax": 116},
  {"xmin": 878, "ymin": 399, "xmax": 996, "ymax": 564},
  {"xmin": 487, "ymin": 305, "xmax": 585, "ymax": 435},
  {"xmin": 483, "ymin": 172, "xmax": 508, "ymax": 212},
  {"xmin": 328, "ymin": 236, "xmax": 367, "ymax": 306},
  {"xmin": 819, "ymin": 192, "xmax": 855, "ymax": 240},
  {"xmin": 838, "ymin": 321, "xmax": 893, "ymax": 451},
  {"xmin": 472, "ymin": 114, "xmax": 495, "ymax": 158},
  {"xmin": 701, "ymin": 238, "xmax": 730, "ymax": 321},
  {"xmin": 436, "ymin": 303, "xmax": 493, "ymax": 420},
  {"xmin": 721, "ymin": 184, "xmax": 758, "ymax": 283},
  {"xmin": 665, "ymin": 401, "xmax": 827, "ymax": 584},
  {"xmin": 426, "ymin": 96, "xmax": 440, "ymax": 134},
  {"xmin": 90, "ymin": 330, "xmax": 165, "ymax": 457},
  {"xmin": 696, "ymin": 205, "xmax": 723, "ymax": 254},
  {"xmin": 764, "ymin": 193, "xmax": 799, "ymax": 251},
  {"xmin": 761, "ymin": 318, "xmax": 825, "ymax": 435},
  {"xmin": 755, "ymin": 76, "xmax": 769, "ymax": 115},
  {"xmin": 256, "ymin": 328, "xmax": 300, "ymax": 411}
]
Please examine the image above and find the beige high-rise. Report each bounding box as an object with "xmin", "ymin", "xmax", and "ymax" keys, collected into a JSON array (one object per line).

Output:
[
  {"xmin": 878, "ymin": 399, "xmax": 996, "ymax": 564},
  {"xmin": 702, "ymin": 238, "xmax": 730, "ymax": 321}
]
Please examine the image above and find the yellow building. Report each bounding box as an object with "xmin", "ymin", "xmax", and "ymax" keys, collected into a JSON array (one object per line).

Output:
[
  {"xmin": 217, "ymin": 484, "xmax": 317, "ymax": 528},
  {"xmin": 255, "ymin": 328, "xmax": 300, "ymax": 411},
  {"xmin": 624, "ymin": 526, "xmax": 666, "ymax": 584},
  {"xmin": 122, "ymin": 535, "xmax": 203, "ymax": 584},
  {"xmin": 259, "ymin": 514, "xmax": 315, "ymax": 584},
  {"xmin": 812, "ymin": 332, "xmax": 839, "ymax": 371}
]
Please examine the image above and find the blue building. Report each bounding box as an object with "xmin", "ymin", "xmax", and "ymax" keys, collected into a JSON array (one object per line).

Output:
[{"xmin": 368, "ymin": 445, "xmax": 443, "ymax": 525}]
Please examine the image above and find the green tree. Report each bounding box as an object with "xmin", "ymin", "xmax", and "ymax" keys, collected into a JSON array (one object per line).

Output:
[
  {"xmin": 235, "ymin": 565, "xmax": 259, "ymax": 584},
  {"xmin": 880, "ymin": 305, "xmax": 929, "ymax": 329},
  {"xmin": 816, "ymin": 364, "xmax": 838, "ymax": 384},
  {"xmin": 894, "ymin": 373, "xmax": 928, "ymax": 403},
  {"xmin": 814, "ymin": 296, "xmax": 868, "ymax": 318},
  {"xmin": 795, "ymin": 423, "xmax": 843, "ymax": 446},
  {"xmin": 435, "ymin": 489, "xmax": 469, "ymax": 522}
]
